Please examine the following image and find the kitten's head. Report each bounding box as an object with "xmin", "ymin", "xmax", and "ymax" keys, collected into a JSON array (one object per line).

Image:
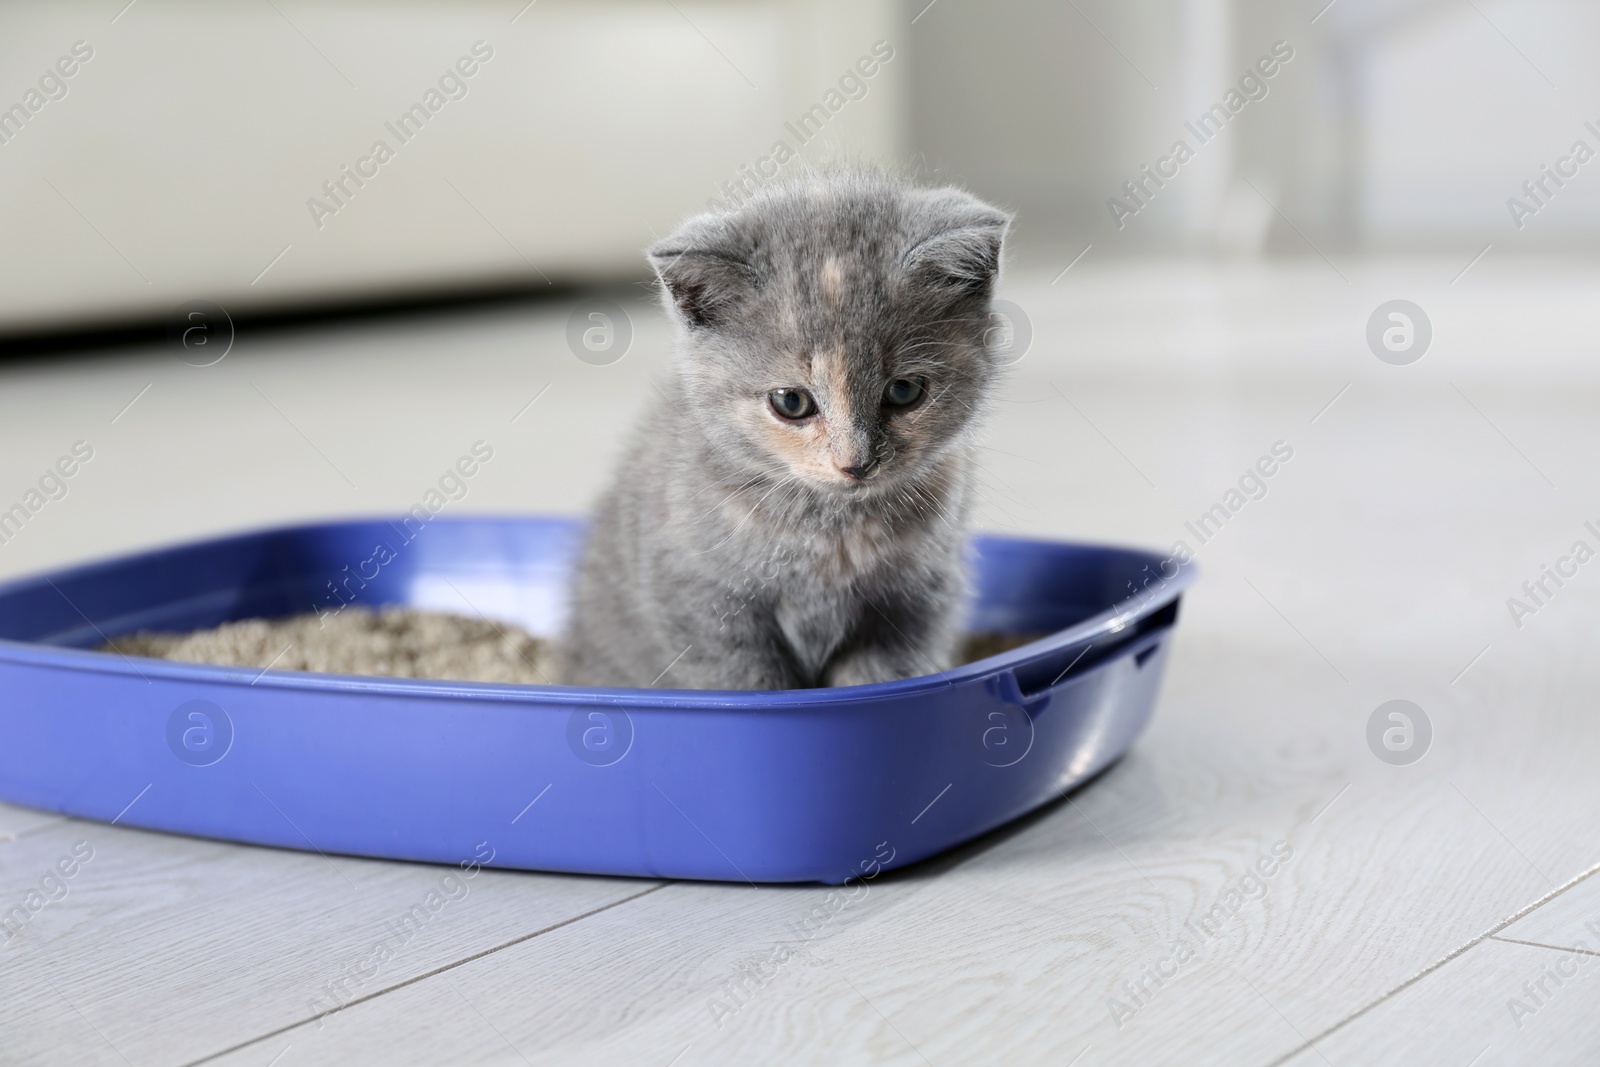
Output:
[{"xmin": 649, "ymin": 170, "xmax": 1011, "ymax": 498}]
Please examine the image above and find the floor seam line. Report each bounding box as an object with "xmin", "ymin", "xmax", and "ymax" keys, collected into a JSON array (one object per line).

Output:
[
  {"xmin": 1259, "ymin": 856, "xmax": 1600, "ymax": 1067},
  {"xmin": 1487, "ymin": 933, "xmax": 1600, "ymax": 958},
  {"xmin": 176, "ymin": 880, "xmax": 673, "ymax": 1066}
]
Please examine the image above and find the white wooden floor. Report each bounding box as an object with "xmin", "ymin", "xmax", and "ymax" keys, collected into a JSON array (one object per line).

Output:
[{"xmin": 3, "ymin": 256, "xmax": 1600, "ymax": 1065}]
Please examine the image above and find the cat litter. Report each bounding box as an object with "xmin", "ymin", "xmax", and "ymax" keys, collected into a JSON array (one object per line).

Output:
[{"xmin": 107, "ymin": 607, "xmax": 1033, "ymax": 686}]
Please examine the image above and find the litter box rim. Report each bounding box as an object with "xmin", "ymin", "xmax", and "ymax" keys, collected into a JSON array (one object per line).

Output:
[{"xmin": 0, "ymin": 515, "xmax": 1197, "ymax": 707}]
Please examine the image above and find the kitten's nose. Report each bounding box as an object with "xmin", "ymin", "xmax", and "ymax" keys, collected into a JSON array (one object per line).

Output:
[{"xmin": 839, "ymin": 459, "xmax": 878, "ymax": 481}]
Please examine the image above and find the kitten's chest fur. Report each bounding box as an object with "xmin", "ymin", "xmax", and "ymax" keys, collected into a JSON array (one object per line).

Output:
[
  {"xmin": 770, "ymin": 509, "xmax": 895, "ymax": 676},
  {"xmin": 711, "ymin": 461, "xmax": 968, "ymax": 682}
]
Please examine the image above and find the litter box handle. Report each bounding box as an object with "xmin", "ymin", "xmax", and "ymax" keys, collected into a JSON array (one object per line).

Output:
[{"xmin": 1009, "ymin": 601, "xmax": 1177, "ymax": 700}]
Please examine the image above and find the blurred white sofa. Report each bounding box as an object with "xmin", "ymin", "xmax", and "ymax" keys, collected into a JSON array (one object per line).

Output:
[{"xmin": 0, "ymin": 0, "xmax": 906, "ymax": 333}]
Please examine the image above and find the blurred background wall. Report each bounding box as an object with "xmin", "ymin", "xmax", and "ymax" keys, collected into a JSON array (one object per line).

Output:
[
  {"xmin": 916, "ymin": 0, "xmax": 1600, "ymax": 258},
  {"xmin": 1, "ymin": 0, "xmax": 1596, "ymax": 337}
]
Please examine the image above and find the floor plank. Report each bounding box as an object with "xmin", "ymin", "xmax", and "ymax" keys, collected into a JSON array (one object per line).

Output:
[
  {"xmin": 0, "ymin": 817, "xmax": 659, "ymax": 1066},
  {"xmin": 1276, "ymin": 937, "xmax": 1600, "ymax": 1066}
]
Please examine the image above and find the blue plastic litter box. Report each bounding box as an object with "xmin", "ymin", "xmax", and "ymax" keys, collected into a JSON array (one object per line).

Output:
[{"xmin": 0, "ymin": 517, "xmax": 1193, "ymax": 884}]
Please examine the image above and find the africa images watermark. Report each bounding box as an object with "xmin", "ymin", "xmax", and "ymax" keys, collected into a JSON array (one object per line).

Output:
[
  {"xmin": 1, "ymin": 841, "xmax": 95, "ymax": 945},
  {"xmin": 1119, "ymin": 440, "xmax": 1295, "ymax": 611},
  {"xmin": 1505, "ymin": 921, "xmax": 1600, "ymax": 1031},
  {"xmin": 306, "ymin": 840, "xmax": 497, "ymax": 1025},
  {"xmin": 1366, "ymin": 300, "xmax": 1432, "ymax": 365},
  {"xmin": 1108, "ymin": 839, "xmax": 1295, "ymax": 1028},
  {"xmin": 1175, "ymin": 440, "xmax": 1294, "ymax": 556},
  {"xmin": 565, "ymin": 300, "xmax": 634, "ymax": 366},
  {"xmin": 1107, "ymin": 40, "xmax": 1296, "ymax": 230},
  {"xmin": 311, "ymin": 440, "xmax": 496, "ymax": 627},
  {"xmin": 0, "ymin": 440, "xmax": 96, "ymax": 548},
  {"xmin": 705, "ymin": 40, "xmax": 896, "ymax": 212},
  {"xmin": 715, "ymin": 545, "xmax": 797, "ymax": 631},
  {"xmin": 167, "ymin": 301, "xmax": 236, "ymax": 366},
  {"xmin": 706, "ymin": 841, "xmax": 896, "ymax": 1029},
  {"xmin": 1506, "ymin": 119, "xmax": 1600, "ymax": 230},
  {"xmin": 1505, "ymin": 519, "xmax": 1600, "ymax": 630},
  {"xmin": 1366, "ymin": 699, "xmax": 1431, "ymax": 767},
  {"xmin": 306, "ymin": 41, "xmax": 495, "ymax": 229},
  {"xmin": 0, "ymin": 40, "xmax": 95, "ymax": 148}
]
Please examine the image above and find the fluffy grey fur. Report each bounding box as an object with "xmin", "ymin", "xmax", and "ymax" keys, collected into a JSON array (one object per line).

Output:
[{"xmin": 561, "ymin": 169, "xmax": 1010, "ymax": 690}]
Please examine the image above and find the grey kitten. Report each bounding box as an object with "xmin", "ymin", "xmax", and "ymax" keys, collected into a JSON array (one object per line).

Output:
[{"xmin": 562, "ymin": 169, "xmax": 1010, "ymax": 690}]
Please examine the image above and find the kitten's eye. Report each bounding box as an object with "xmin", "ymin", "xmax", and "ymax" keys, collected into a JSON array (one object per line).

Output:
[
  {"xmin": 882, "ymin": 377, "xmax": 925, "ymax": 408},
  {"xmin": 768, "ymin": 388, "xmax": 816, "ymax": 420}
]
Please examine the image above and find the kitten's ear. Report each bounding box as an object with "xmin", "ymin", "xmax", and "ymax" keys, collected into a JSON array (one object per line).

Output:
[
  {"xmin": 902, "ymin": 189, "xmax": 1011, "ymax": 298},
  {"xmin": 648, "ymin": 215, "xmax": 759, "ymax": 329}
]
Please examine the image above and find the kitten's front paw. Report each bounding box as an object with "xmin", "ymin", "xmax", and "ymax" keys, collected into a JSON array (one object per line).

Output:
[{"xmin": 823, "ymin": 650, "xmax": 945, "ymax": 688}]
